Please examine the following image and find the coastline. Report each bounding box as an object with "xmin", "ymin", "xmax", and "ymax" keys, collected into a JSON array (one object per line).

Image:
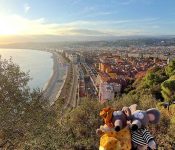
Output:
[
  {"xmin": 43, "ymin": 52, "xmax": 68, "ymax": 105},
  {"xmin": 0, "ymin": 48, "xmax": 54, "ymax": 89},
  {"xmin": 56, "ymin": 70, "xmax": 68, "ymax": 99},
  {"xmin": 0, "ymin": 48, "xmax": 68, "ymax": 105},
  {"xmin": 42, "ymin": 53, "xmax": 55, "ymax": 92}
]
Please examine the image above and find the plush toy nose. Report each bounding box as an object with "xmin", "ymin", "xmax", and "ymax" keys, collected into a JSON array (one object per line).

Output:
[
  {"xmin": 114, "ymin": 120, "xmax": 122, "ymax": 132},
  {"xmin": 131, "ymin": 120, "xmax": 141, "ymax": 131},
  {"xmin": 115, "ymin": 126, "xmax": 121, "ymax": 131},
  {"xmin": 131, "ymin": 124, "xmax": 138, "ymax": 131}
]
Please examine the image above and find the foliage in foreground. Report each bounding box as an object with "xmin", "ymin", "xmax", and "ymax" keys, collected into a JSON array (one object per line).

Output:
[{"xmin": 0, "ymin": 57, "xmax": 56, "ymax": 149}]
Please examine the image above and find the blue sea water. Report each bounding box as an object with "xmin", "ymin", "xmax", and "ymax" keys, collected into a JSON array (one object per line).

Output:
[{"xmin": 0, "ymin": 49, "xmax": 54, "ymax": 89}]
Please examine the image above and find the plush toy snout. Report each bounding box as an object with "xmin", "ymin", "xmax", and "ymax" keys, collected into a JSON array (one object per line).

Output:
[
  {"xmin": 112, "ymin": 110, "xmax": 128, "ymax": 132},
  {"xmin": 114, "ymin": 120, "xmax": 122, "ymax": 131},
  {"xmin": 131, "ymin": 124, "xmax": 138, "ymax": 131},
  {"xmin": 131, "ymin": 120, "xmax": 142, "ymax": 131}
]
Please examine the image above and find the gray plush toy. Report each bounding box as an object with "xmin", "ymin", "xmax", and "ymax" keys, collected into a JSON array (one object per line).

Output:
[{"xmin": 122, "ymin": 104, "xmax": 160, "ymax": 150}]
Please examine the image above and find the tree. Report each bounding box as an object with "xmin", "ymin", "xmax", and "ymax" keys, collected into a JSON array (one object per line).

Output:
[
  {"xmin": 144, "ymin": 67, "xmax": 167, "ymax": 88},
  {"xmin": 0, "ymin": 57, "xmax": 51, "ymax": 148},
  {"xmin": 161, "ymin": 79, "xmax": 175, "ymax": 103},
  {"xmin": 165, "ymin": 59, "xmax": 175, "ymax": 77}
]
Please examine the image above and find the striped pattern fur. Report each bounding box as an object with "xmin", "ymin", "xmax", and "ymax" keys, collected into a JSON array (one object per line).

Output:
[{"xmin": 131, "ymin": 128, "xmax": 154, "ymax": 146}]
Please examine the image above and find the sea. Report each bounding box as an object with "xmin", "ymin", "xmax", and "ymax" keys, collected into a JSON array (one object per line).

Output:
[{"xmin": 0, "ymin": 49, "xmax": 58, "ymax": 89}]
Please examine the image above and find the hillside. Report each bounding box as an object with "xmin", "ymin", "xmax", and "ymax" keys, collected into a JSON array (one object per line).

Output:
[
  {"xmin": 1, "ymin": 37, "xmax": 175, "ymax": 50},
  {"xmin": 0, "ymin": 57, "xmax": 175, "ymax": 149}
]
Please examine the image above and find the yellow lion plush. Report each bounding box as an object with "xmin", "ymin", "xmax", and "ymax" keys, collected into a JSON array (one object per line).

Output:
[{"xmin": 96, "ymin": 107, "xmax": 131, "ymax": 150}]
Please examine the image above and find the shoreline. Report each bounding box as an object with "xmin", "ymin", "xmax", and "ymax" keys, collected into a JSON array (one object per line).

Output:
[
  {"xmin": 43, "ymin": 52, "xmax": 68, "ymax": 105},
  {"xmin": 0, "ymin": 48, "xmax": 68, "ymax": 105},
  {"xmin": 56, "ymin": 69, "xmax": 68, "ymax": 99},
  {"xmin": 0, "ymin": 48, "xmax": 54, "ymax": 89},
  {"xmin": 42, "ymin": 53, "xmax": 55, "ymax": 92}
]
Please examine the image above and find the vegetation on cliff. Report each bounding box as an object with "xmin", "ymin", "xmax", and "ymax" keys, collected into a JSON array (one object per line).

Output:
[{"xmin": 0, "ymin": 56, "xmax": 175, "ymax": 149}]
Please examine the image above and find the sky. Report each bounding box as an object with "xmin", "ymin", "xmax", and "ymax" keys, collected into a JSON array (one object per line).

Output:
[{"xmin": 0, "ymin": 0, "xmax": 175, "ymax": 42}]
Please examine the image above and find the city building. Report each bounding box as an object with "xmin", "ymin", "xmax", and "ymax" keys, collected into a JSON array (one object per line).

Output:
[{"xmin": 69, "ymin": 54, "xmax": 78, "ymax": 64}]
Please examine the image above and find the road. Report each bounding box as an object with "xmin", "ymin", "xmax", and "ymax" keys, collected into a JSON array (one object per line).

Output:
[{"xmin": 63, "ymin": 64, "xmax": 79, "ymax": 112}]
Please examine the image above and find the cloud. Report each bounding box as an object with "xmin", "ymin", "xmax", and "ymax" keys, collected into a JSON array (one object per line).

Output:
[
  {"xmin": 120, "ymin": 0, "xmax": 135, "ymax": 5},
  {"xmin": 68, "ymin": 6, "xmax": 113, "ymax": 19},
  {"xmin": 68, "ymin": 29, "xmax": 108, "ymax": 36},
  {"xmin": 0, "ymin": 14, "xmax": 167, "ymax": 41},
  {"xmin": 71, "ymin": 0, "xmax": 81, "ymax": 5},
  {"xmin": 59, "ymin": 18, "xmax": 159, "ymax": 30},
  {"xmin": 24, "ymin": 3, "xmax": 31, "ymax": 13},
  {"xmin": 81, "ymin": 11, "xmax": 117, "ymax": 19},
  {"xmin": 119, "ymin": 0, "xmax": 153, "ymax": 5},
  {"xmin": 151, "ymin": 25, "xmax": 160, "ymax": 29}
]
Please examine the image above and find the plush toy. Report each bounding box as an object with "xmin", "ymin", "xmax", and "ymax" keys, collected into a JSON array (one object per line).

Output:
[
  {"xmin": 123, "ymin": 104, "xmax": 160, "ymax": 150},
  {"xmin": 96, "ymin": 107, "xmax": 132, "ymax": 150}
]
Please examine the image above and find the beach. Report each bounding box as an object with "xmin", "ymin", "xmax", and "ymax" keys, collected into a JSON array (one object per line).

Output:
[
  {"xmin": 0, "ymin": 49, "xmax": 54, "ymax": 89},
  {"xmin": 43, "ymin": 52, "xmax": 67, "ymax": 105}
]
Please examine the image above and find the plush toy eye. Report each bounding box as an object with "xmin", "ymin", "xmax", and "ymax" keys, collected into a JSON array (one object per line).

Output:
[
  {"xmin": 113, "ymin": 111, "xmax": 122, "ymax": 116},
  {"xmin": 134, "ymin": 112, "xmax": 144, "ymax": 119}
]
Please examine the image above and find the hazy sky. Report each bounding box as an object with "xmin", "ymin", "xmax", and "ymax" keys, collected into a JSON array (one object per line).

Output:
[{"xmin": 0, "ymin": 0, "xmax": 175, "ymax": 42}]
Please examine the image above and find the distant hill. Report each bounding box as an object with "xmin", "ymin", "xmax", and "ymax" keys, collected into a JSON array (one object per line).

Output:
[{"xmin": 0, "ymin": 37, "xmax": 175, "ymax": 50}]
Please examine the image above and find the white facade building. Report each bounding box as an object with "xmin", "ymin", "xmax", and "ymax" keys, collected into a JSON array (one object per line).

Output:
[
  {"xmin": 69, "ymin": 54, "xmax": 78, "ymax": 64},
  {"xmin": 99, "ymin": 82, "xmax": 121, "ymax": 103},
  {"xmin": 99, "ymin": 82, "xmax": 114, "ymax": 103}
]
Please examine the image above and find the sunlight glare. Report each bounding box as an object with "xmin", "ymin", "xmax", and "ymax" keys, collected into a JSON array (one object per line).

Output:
[{"xmin": 0, "ymin": 15, "xmax": 24, "ymax": 35}]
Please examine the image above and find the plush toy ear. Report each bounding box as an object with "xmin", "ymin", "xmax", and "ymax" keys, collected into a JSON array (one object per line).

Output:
[
  {"xmin": 146, "ymin": 108, "xmax": 160, "ymax": 124},
  {"xmin": 129, "ymin": 104, "xmax": 138, "ymax": 114},
  {"xmin": 122, "ymin": 107, "xmax": 131, "ymax": 118}
]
